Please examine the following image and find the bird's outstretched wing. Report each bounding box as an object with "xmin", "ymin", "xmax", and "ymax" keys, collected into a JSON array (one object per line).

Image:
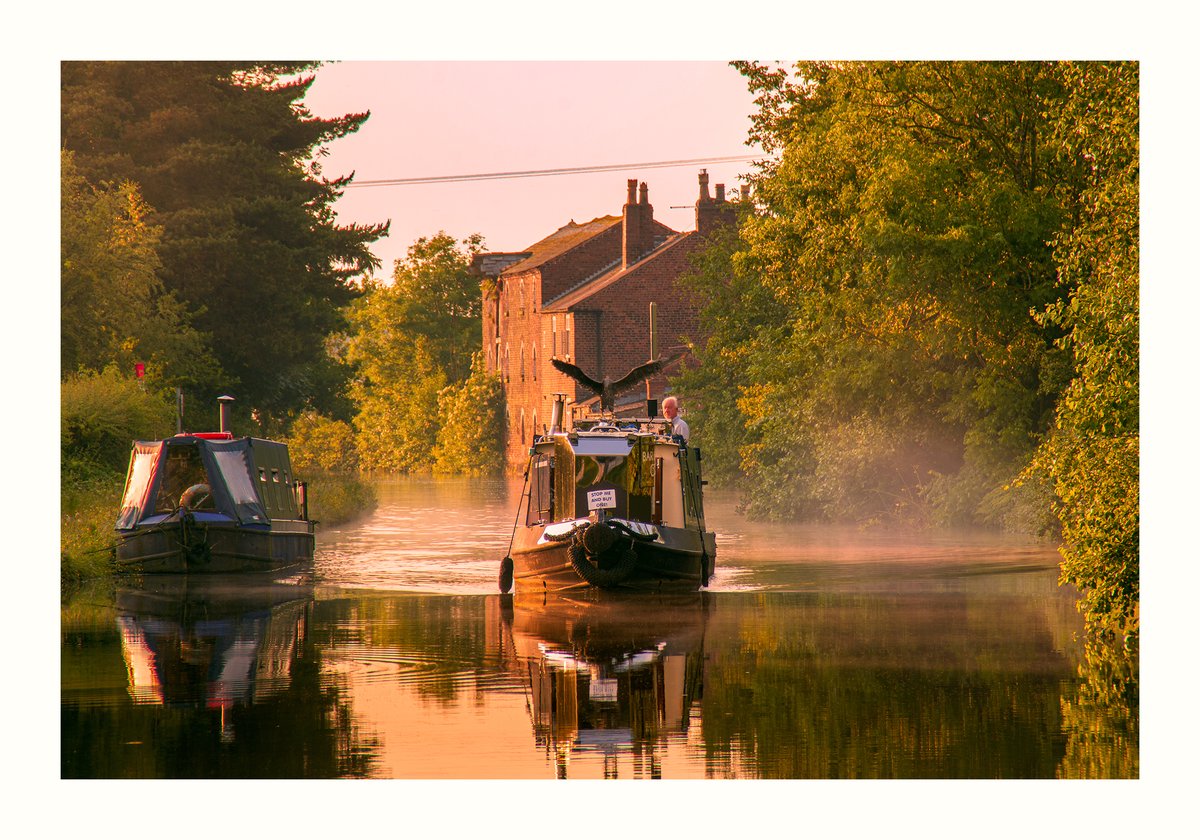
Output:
[
  {"xmin": 551, "ymin": 358, "xmax": 604, "ymax": 395},
  {"xmin": 609, "ymin": 351, "xmax": 684, "ymax": 396}
]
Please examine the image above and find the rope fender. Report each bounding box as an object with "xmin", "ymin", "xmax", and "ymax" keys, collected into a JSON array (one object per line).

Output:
[{"xmin": 542, "ymin": 524, "xmax": 587, "ymax": 543}]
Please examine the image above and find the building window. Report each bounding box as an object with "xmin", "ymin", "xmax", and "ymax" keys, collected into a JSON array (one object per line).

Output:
[
  {"xmin": 504, "ymin": 343, "xmax": 510, "ymax": 382},
  {"xmin": 520, "ymin": 407, "xmax": 526, "ymax": 442},
  {"xmin": 519, "ymin": 279, "xmax": 525, "ymax": 316},
  {"xmin": 532, "ymin": 344, "xmax": 537, "ymax": 380},
  {"xmin": 565, "ymin": 315, "xmax": 572, "ymax": 360},
  {"xmin": 551, "ymin": 316, "xmax": 557, "ymax": 357},
  {"xmin": 520, "ymin": 345, "xmax": 525, "ymax": 381}
]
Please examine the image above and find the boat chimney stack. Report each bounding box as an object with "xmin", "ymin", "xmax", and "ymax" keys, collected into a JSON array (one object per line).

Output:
[
  {"xmin": 550, "ymin": 393, "xmax": 567, "ymax": 434},
  {"xmin": 218, "ymin": 395, "xmax": 235, "ymax": 434}
]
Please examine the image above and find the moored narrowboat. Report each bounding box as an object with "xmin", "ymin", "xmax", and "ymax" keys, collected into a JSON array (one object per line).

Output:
[
  {"xmin": 500, "ymin": 395, "xmax": 716, "ymax": 593},
  {"xmin": 114, "ymin": 397, "xmax": 315, "ymax": 574}
]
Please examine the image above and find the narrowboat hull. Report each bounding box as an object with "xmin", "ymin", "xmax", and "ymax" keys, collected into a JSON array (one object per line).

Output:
[
  {"xmin": 510, "ymin": 519, "xmax": 716, "ymax": 592},
  {"xmin": 115, "ymin": 513, "xmax": 314, "ymax": 574}
]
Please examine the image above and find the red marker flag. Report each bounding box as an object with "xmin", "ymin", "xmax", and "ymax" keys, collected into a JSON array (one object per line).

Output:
[{"xmin": 135, "ymin": 363, "xmax": 145, "ymax": 379}]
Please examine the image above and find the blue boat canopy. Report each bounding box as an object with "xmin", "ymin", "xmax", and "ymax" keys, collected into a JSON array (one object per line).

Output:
[{"xmin": 116, "ymin": 436, "xmax": 297, "ymax": 530}]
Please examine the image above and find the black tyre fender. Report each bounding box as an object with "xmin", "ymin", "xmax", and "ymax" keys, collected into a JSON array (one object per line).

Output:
[
  {"xmin": 498, "ymin": 556, "xmax": 514, "ymax": 593},
  {"xmin": 568, "ymin": 540, "xmax": 637, "ymax": 587}
]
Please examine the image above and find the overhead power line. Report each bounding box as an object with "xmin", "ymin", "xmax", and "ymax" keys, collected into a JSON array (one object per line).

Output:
[{"xmin": 343, "ymin": 155, "xmax": 760, "ymax": 189}]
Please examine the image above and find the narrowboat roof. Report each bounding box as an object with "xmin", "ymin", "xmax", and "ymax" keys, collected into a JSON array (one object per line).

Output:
[{"xmin": 116, "ymin": 434, "xmax": 301, "ymax": 531}]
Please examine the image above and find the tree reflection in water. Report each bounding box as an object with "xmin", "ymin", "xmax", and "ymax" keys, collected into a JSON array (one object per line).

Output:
[{"xmin": 1056, "ymin": 635, "xmax": 1139, "ymax": 778}]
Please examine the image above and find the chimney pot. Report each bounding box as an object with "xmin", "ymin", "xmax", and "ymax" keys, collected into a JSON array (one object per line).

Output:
[
  {"xmin": 716, "ymin": 184, "xmax": 725, "ymax": 203},
  {"xmin": 217, "ymin": 395, "xmax": 235, "ymax": 434},
  {"xmin": 698, "ymin": 169, "xmax": 710, "ymax": 202},
  {"xmin": 626, "ymin": 179, "xmax": 638, "ymax": 205},
  {"xmin": 638, "ymin": 182, "xmax": 648, "ymax": 205}
]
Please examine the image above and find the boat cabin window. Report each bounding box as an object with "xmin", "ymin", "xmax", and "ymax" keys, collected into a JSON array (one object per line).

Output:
[
  {"xmin": 154, "ymin": 444, "xmax": 216, "ymax": 512},
  {"xmin": 527, "ymin": 453, "xmax": 554, "ymax": 525},
  {"xmin": 553, "ymin": 436, "xmax": 655, "ymax": 521}
]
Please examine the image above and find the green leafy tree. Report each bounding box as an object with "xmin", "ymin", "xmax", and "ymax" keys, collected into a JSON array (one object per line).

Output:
[
  {"xmin": 690, "ymin": 61, "xmax": 1071, "ymax": 525},
  {"xmin": 433, "ymin": 352, "xmax": 505, "ymax": 475},
  {"xmin": 61, "ymin": 62, "xmax": 387, "ymax": 422},
  {"xmin": 1026, "ymin": 62, "xmax": 1139, "ymax": 634},
  {"xmin": 61, "ymin": 366, "xmax": 176, "ymax": 477},
  {"xmin": 345, "ymin": 233, "xmax": 486, "ymax": 472},
  {"xmin": 285, "ymin": 410, "xmax": 359, "ymax": 472},
  {"xmin": 61, "ymin": 151, "xmax": 217, "ymax": 390}
]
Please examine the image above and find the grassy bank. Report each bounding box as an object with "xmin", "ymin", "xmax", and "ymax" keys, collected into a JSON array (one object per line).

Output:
[
  {"xmin": 60, "ymin": 470, "xmax": 378, "ymax": 584},
  {"xmin": 61, "ymin": 470, "xmax": 124, "ymax": 586}
]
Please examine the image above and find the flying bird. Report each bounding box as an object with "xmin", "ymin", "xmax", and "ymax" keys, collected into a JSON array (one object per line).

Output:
[{"xmin": 552, "ymin": 353, "xmax": 683, "ymax": 413}]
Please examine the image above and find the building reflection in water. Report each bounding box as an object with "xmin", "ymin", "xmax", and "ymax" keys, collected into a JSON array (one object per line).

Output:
[
  {"xmin": 114, "ymin": 574, "xmax": 312, "ymax": 743},
  {"xmin": 501, "ymin": 590, "xmax": 708, "ymax": 779}
]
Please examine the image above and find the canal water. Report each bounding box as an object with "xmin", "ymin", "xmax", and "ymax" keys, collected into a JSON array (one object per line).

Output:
[{"xmin": 60, "ymin": 476, "xmax": 1138, "ymax": 781}]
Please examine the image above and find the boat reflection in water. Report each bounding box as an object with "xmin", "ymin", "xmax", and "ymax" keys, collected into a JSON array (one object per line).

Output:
[
  {"xmin": 114, "ymin": 574, "xmax": 312, "ymax": 743},
  {"xmin": 502, "ymin": 590, "xmax": 708, "ymax": 779}
]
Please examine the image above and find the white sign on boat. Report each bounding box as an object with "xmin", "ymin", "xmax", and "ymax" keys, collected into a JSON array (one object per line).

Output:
[{"xmin": 587, "ymin": 488, "xmax": 617, "ymax": 510}]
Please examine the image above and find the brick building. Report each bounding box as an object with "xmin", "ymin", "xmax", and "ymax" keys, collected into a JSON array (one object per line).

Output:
[{"xmin": 477, "ymin": 171, "xmax": 738, "ymax": 469}]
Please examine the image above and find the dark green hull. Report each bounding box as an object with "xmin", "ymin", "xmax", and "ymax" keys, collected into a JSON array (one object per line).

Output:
[{"xmin": 115, "ymin": 516, "xmax": 314, "ymax": 574}]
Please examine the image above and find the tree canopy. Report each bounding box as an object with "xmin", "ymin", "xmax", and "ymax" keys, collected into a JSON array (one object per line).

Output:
[
  {"xmin": 61, "ymin": 150, "xmax": 216, "ymax": 391},
  {"xmin": 677, "ymin": 61, "xmax": 1138, "ymax": 632},
  {"xmin": 344, "ymin": 233, "xmax": 501, "ymax": 472},
  {"xmin": 1027, "ymin": 62, "xmax": 1139, "ymax": 632},
  {"xmin": 61, "ymin": 62, "xmax": 387, "ymax": 423}
]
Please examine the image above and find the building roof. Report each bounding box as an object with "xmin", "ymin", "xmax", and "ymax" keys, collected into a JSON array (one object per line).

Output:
[
  {"xmin": 500, "ymin": 216, "xmax": 622, "ymax": 276},
  {"xmin": 472, "ymin": 252, "xmax": 532, "ymax": 276},
  {"xmin": 542, "ymin": 231, "xmax": 695, "ymax": 311}
]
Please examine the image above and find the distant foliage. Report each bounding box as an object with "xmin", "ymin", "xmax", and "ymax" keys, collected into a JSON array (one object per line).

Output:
[
  {"xmin": 344, "ymin": 233, "xmax": 488, "ymax": 473},
  {"xmin": 61, "ymin": 367, "xmax": 176, "ymax": 476},
  {"xmin": 61, "ymin": 151, "xmax": 217, "ymax": 391},
  {"xmin": 286, "ymin": 411, "xmax": 359, "ymax": 472},
  {"xmin": 352, "ymin": 359, "xmax": 447, "ymax": 472},
  {"xmin": 434, "ymin": 352, "xmax": 506, "ymax": 476}
]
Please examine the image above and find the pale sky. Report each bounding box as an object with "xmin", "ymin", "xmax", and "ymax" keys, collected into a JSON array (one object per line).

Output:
[{"xmin": 300, "ymin": 61, "xmax": 764, "ymax": 275}]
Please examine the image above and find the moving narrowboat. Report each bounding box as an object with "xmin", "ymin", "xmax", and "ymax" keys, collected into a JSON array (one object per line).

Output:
[
  {"xmin": 499, "ymin": 396, "xmax": 716, "ymax": 593},
  {"xmin": 114, "ymin": 396, "xmax": 314, "ymax": 574}
]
